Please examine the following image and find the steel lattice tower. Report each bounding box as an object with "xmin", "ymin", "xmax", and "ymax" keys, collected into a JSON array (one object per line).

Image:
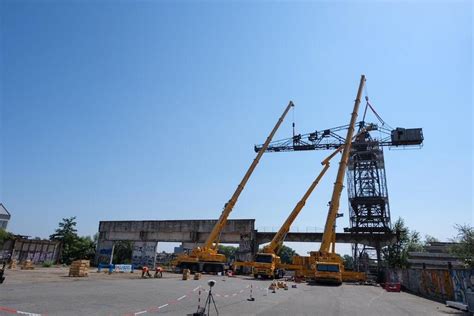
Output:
[{"xmin": 346, "ymin": 137, "xmax": 391, "ymax": 275}]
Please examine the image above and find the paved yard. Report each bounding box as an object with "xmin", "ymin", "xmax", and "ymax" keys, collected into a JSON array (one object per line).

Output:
[{"xmin": 0, "ymin": 267, "xmax": 467, "ymax": 315}]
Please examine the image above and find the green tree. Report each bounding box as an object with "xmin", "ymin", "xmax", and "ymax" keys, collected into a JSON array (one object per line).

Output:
[
  {"xmin": 50, "ymin": 217, "xmax": 97, "ymax": 264},
  {"xmin": 424, "ymin": 235, "xmax": 439, "ymax": 245},
  {"xmin": 383, "ymin": 217, "xmax": 424, "ymax": 268},
  {"xmin": 343, "ymin": 255, "xmax": 354, "ymax": 270},
  {"xmin": 277, "ymin": 245, "xmax": 297, "ymax": 264},
  {"xmin": 218, "ymin": 245, "xmax": 237, "ymax": 261},
  {"xmin": 0, "ymin": 228, "xmax": 12, "ymax": 247},
  {"xmin": 113, "ymin": 241, "xmax": 133, "ymax": 264},
  {"xmin": 449, "ymin": 224, "xmax": 474, "ymax": 268},
  {"xmin": 70, "ymin": 236, "xmax": 96, "ymax": 261}
]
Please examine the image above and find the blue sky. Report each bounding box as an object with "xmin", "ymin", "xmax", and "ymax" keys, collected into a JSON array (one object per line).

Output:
[{"xmin": 1, "ymin": 1, "xmax": 472, "ymax": 255}]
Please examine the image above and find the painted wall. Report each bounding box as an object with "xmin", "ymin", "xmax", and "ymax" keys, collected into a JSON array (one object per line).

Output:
[
  {"xmin": 0, "ymin": 238, "xmax": 60, "ymax": 264},
  {"xmin": 132, "ymin": 241, "xmax": 157, "ymax": 268},
  {"xmin": 96, "ymin": 240, "xmax": 114, "ymax": 265},
  {"xmin": 388, "ymin": 268, "xmax": 473, "ymax": 304},
  {"xmin": 451, "ymin": 269, "xmax": 474, "ymax": 304}
]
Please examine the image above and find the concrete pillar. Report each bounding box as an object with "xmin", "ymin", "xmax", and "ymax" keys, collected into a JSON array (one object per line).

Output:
[
  {"xmin": 376, "ymin": 243, "xmax": 383, "ymax": 283},
  {"xmin": 131, "ymin": 241, "xmax": 157, "ymax": 268},
  {"xmin": 235, "ymin": 232, "xmax": 254, "ymax": 262}
]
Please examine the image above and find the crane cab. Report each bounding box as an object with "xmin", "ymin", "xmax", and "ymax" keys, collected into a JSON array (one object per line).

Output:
[
  {"xmin": 314, "ymin": 261, "xmax": 342, "ymax": 285},
  {"xmin": 252, "ymin": 253, "xmax": 285, "ymax": 279}
]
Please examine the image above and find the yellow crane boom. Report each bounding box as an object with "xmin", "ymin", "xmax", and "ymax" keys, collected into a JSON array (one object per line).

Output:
[
  {"xmin": 173, "ymin": 101, "xmax": 294, "ymax": 273},
  {"xmin": 319, "ymin": 75, "xmax": 365, "ymax": 253},
  {"xmin": 245, "ymin": 126, "xmax": 373, "ymax": 279},
  {"xmin": 306, "ymin": 74, "xmax": 366, "ymax": 285},
  {"xmin": 263, "ymin": 146, "xmax": 343, "ymax": 254},
  {"xmin": 204, "ymin": 101, "xmax": 294, "ymax": 250}
]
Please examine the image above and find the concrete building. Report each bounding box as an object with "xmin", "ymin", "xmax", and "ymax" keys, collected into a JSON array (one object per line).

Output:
[
  {"xmin": 408, "ymin": 242, "xmax": 465, "ymax": 269},
  {"xmin": 0, "ymin": 204, "xmax": 11, "ymax": 230}
]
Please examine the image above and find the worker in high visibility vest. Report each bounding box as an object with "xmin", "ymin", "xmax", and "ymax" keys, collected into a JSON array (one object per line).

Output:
[
  {"xmin": 141, "ymin": 266, "xmax": 152, "ymax": 278},
  {"xmin": 154, "ymin": 266, "xmax": 163, "ymax": 278}
]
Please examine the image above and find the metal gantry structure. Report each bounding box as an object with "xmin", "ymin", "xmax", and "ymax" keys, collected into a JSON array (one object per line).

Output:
[{"xmin": 255, "ymin": 102, "xmax": 423, "ymax": 275}]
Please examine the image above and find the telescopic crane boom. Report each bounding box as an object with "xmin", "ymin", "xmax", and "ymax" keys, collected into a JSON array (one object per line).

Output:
[
  {"xmin": 246, "ymin": 146, "xmax": 341, "ymax": 279},
  {"xmin": 263, "ymin": 147, "xmax": 342, "ymax": 255},
  {"xmin": 244, "ymin": 126, "xmax": 374, "ymax": 279},
  {"xmin": 309, "ymin": 74, "xmax": 366, "ymax": 284},
  {"xmin": 320, "ymin": 75, "xmax": 365, "ymax": 253},
  {"xmin": 173, "ymin": 101, "xmax": 294, "ymax": 273}
]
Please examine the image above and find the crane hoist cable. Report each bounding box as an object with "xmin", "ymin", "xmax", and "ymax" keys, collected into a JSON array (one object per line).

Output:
[
  {"xmin": 362, "ymin": 84, "xmax": 394, "ymax": 131},
  {"xmin": 292, "ymin": 104, "xmax": 296, "ymax": 138}
]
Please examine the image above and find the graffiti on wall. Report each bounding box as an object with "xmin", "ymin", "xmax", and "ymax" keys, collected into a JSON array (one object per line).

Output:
[
  {"xmin": 395, "ymin": 268, "xmax": 474, "ymax": 303},
  {"xmin": 96, "ymin": 247, "xmax": 113, "ymax": 265},
  {"xmin": 1, "ymin": 238, "xmax": 60, "ymax": 264},
  {"xmin": 419, "ymin": 269, "xmax": 454, "ymax": 301},
  {"xmin": 132, "ymin": 241, "xmax": 157, "ymax": 268},
  {"xmin": 451, "ymin": 269, "xmax": 474, "ymax": 304},
  {"xmin": 15, "ymin": 251, "xmax": 56, "ymax": 263}
]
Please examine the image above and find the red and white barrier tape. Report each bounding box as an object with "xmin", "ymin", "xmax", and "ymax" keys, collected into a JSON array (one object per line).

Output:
[{"xmin": 0, "ymin": 306, "xmax": 43, "ymax": 316}]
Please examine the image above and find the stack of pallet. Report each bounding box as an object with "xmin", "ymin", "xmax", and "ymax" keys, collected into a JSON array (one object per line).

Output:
[
  {"xmin": 69, "ymin": 260, "xmax": 90, "ymax": 277},
  {"xmin": 21, "ymin": 260, "xmax": 34, "ymax": 270},
  {"xmin": 8, "ymin": 259, "xmax": 17, "ymax": 269},
  {"xmin": 193, "ymin": 272, "xmax": 202, "ymax": 280},
  {"xmin": 182, "ymin": 269, "xmax": 191, "ymax": 280}
]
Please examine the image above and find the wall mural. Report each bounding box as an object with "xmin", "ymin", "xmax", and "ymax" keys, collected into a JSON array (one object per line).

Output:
[
  {"xmin": 394, "ymin": 268, "xmax": 474, "ymax": 304},
  {"xmin": 451, "ymin": 269, "xmax": 474, "ymax": 304},
  {"xmin": 132, "ymin": 241, "xmax": 157, "ymax": 268}
]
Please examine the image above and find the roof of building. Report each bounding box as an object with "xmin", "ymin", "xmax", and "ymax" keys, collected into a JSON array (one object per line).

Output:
[{"xmin": 0, "ymin": 204, "xmax": 11, "ymax": 217}]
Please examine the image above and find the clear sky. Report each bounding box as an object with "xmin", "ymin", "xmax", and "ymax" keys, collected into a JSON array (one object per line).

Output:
[{"xmin": 1, "ymin": 0, "xmax": 472, "ymax": 255}]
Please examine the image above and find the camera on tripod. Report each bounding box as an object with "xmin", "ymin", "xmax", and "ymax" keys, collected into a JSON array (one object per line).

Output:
[{"xmin": 190, "ymin": 279, "xmax": 219, "ymax": 316}]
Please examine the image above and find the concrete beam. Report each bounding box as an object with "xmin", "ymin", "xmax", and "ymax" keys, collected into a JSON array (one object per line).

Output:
[
  {"xmin": 98, "ymin": 219, "xmax": 255, "ymax": 243},
  {"xmin": 256, "ymin": 232, "xmax": 397, "ymax": 247}
]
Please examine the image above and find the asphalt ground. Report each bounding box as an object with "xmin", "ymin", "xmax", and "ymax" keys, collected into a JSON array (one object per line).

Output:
[{"xmin": 0, "ymin": 267, "xmax": 468, "ymax": 316}]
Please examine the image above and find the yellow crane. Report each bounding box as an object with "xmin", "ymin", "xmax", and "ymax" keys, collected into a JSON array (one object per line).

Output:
[
  {"xmin": 235, "ymin": 126, "xmax": 372, "ymax": 279},
  {"xmin": 306, "ymin": 74, "xmax": 366, "ymax": 285},
  {"xmin": 243, "ymin": 146, "xmax": 342, "ymax": 279},
  {"xmin": 172, "ymin": 101, "xmax": 294, "ymax": 273}
]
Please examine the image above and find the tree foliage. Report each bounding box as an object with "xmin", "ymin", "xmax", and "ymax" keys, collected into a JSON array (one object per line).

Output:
[
  {"xmin": 50, "ymin": 217, "xmax": 96, "ymax": 264},
  {"xmin": 424, "ymin": 235, "xmax": 439, "ymax": 245},
  {"xmin": 383, "ymin": 217, "xmax": 424, "ymax": 268},
  {"xmin": 343, "ymin": 255, "xmax": 354, "ymax": 270},
  {"xmin": 113, "ymin": 241, "xmax": 133, "ymax": 264},
  {"xmin": 218, "ymin": 245, "xmax": 237, "ymax": 261},
  {"xmin": 0, "ymin": 228, "xmax": 12, "ymax": 247},
  {"xmin": 449, "ymin": 224, "xmax": 474, "ymax": 268},
  {"xmin": 277, "ymin": 245, "xmax": 297, "ymax": 264}
]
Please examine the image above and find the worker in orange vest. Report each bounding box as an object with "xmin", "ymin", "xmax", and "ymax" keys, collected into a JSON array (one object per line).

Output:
[
  {"xmin": 141, "ymin": 266, "xmax": 152, "ymax": 278},
  {"xmin": 154, "ymin": 266, "xmax": 163, "ymax": 278}
]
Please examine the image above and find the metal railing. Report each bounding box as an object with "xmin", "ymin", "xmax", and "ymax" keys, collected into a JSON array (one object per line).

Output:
[{"xmin": 256, "ymin": 226, "xmax": 323, "ymax": 233}]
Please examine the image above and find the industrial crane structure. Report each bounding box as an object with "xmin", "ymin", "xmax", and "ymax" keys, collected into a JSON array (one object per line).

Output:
[
  {"xmin": 172, "ymin": 101, "xmax": 294, "ymax": 273},
  {"xmin": 255, "ymin": 76, "xmax": 424, "ymax": 278},
  {"xmin": 235, "ymin": 126, "xmax": 374, "ymax": 279},
  {"xmin": 236, "ymin": 145, "xmax": 340, "ymax": 279}
]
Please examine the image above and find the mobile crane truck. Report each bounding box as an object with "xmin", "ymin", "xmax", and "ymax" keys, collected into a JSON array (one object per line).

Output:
[
  {"xmin": 307, "ymin": 74, "xmax": 366, "ymax": 285},
  {"xmin": 237, "ymin": 125, "xmax": 373, "ymax": 280},
  {"xmin": 172, "ymin": 101, "xmax": 294, "ymax": 273},
  {"xmin": 234, "ymin": 145, "xmax": 342, "ymax": 279}
]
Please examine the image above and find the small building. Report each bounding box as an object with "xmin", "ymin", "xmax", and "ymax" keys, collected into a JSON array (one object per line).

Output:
[
  {"xmin": 0, "ymin": 204, "xmax": 11, "ymax": 230},
  {"xmin": 408, "ymin": 242, "xmax": 465, "ymax": 269}
]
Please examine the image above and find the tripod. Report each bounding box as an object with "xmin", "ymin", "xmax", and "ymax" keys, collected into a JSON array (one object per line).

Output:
[{"xmin": 202, "ymin": 286, "xmax": 219, "ymax": 316}]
